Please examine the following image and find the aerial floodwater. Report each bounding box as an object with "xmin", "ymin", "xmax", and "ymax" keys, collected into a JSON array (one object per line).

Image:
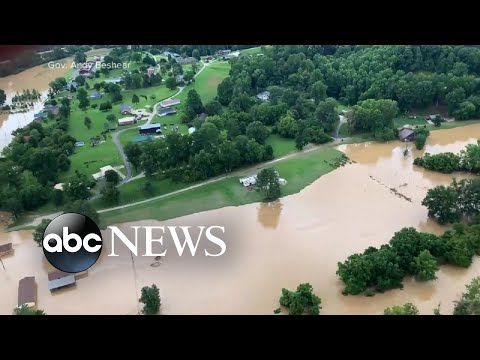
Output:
[
  {"xmin": 0, "ymin": 58, "xmax": 72, "ymax": 151},
  {"xmin": 0, "ymin": 124, "xmax": 479, "ymax": 315}
]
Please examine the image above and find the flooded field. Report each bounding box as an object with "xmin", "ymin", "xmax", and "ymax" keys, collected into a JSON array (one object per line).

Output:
[
  {"xmin": 0, "ymin": 58, "xmax": 72, "ymax": 150},
  {"xmin": 0, "ymin": 124, "xmax": 479, "ymax": 315}
]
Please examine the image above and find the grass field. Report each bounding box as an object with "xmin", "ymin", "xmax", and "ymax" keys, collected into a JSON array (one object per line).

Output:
[
  {"xmin": 121, "ymin": 85, "xmax": 177, "ymax": 109},
  {"xmin": 394, "ymin": 115, "xmax": 428, "ymax": 128},
  {"xmin": 240, "ymin": 46, "xmax": 272, "ymax": 56},
  {"xmin": 265, "ymin": 134, "xmax": 296, "ymax": 157},
  {"xmin": 99, "ymin": 147, "xmax": 343, "ymax": 226},
  {"xmin": 338, "ymin": 123, "xmax": 350, "ymax": 137}
]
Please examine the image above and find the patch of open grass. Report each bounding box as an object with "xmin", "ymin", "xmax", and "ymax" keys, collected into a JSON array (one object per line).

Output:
[
  {"xmin": 394, "ymin": 115, "xmax": 428, "ymax": 128},
  {"xmin": 265, "ymin": 134, "xmax": 296, "ymax": 157}
]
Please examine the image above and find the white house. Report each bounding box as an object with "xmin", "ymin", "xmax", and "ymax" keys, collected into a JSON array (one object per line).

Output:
[{"xmin": 256, "ymin": 91, "xmax": 270, "ymax": 101}]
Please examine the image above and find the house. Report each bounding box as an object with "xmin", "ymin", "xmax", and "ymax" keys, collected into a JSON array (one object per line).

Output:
[
  {"xmin": 175, "ymin": 74, "xmax": 185, "ymax": 85},
  {"xmin": 176, "ymin": 57, "xmax": 197, "ymax": 65},
  {"xmin": 160, "ymin": 98, "xmax": 181, "ymax": 108},
  {"xmin": 18, "ymin": 276, "xmax": 37, "ymax": 307},
  {"xmin": 66, "ymin": 81, "xmax": 79, "ymax": 91},
  {"xmin": 256, "ymin": 91, "xmax": 270, "ymax": 101},
  {"xmin": 0, "ymin": 242, "xmax": 14, "ymax": 257},
  {"xmin": 89, "ymin": 91, "xmax": 102, "ymax": 100},
  {"xmin": 163, "ymin": 51, "xmax": 180, "ymax": 58},
  {"xmin": 425, "ymin": 114, "xmax": 440, "ymax": 121},
  {"xmin": 157, "ymin": 107, "xmax": 177, "ymax": 117},
  {"xmin": 48, "ymin": 270, "xmax": 76, "ymax": 292},
  {"xmin": 139, "ymin": 123, "xmax": 161, "ymax": 135},
  {"xmin": 34, "ymin": 111, "xmax": 48, "ymax": 121},
  {"xmin": 188, "ymin": 127, "xmax": 196, "ymax": 134},
  {"xmin": 399, "ymin": 127, "xmax": 416, "ymax": 142},
  {"xmin": 92, "ymin": 165, "xmax": 120, "ymax": 181},
  {"xmin": 53, "ymin": 183, "xmax": 64, "ymax": 191},
  {"xmin": 75, "ymin": 141, "xmax": 85, "ymax": 147},
  {"xmin": 118, "ymin": 116, "xmax": 136, "ymax": 126},
  {"xmin": 120, "ymin": 104, "xmax": 133, "ymax": 115},
  {"xmin": 216, "ymin": 49, "xmax": 231, "ymax": 56}
]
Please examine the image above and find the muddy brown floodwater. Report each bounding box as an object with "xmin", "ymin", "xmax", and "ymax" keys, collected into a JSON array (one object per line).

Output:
[
  {"xmin": 1, "ymin": 124, "xmax": 479, "ymax": 315},
  {"xmin": 0, "ymin": 58, "xmax": 72, "ymax": 150}
]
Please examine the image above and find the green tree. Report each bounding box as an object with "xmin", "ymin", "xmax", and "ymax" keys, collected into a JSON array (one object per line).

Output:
[
  {"xmin": 192, "ymin": 49, "xmax": 201, "ymax": 60},
  {"xmin": 246, "ymin": 121, "xmax": 270, "ymax": 144},
  {"xmin": 454, "ymin": 276, "xmax": 480, "ymax": 315},
  {"xmin": 99, "ymin": 101, "xmax": 112, "ymax": 111},
  {"xmin": 165, "ymin": 77, "xmax": 177, "ymax": 90},
  {"xmin": 277, "ymin": 114, "xmax": 298, "ymax": 138},
  {"xmin": 106, "ymin": 114, "xmax": 117, "ymax": 123},
  {"xmin": 314, "ymin": 98, "xmax": 338, "ymax": 132},
  {"xmin": 104, "ymin": 169, "xmax": 120, "ymax": 185},
  {"xmin": 0, "ymin": 89, "xmax": 6, "ymax": 106},
  {"xmin": 256, "ymin": 168, "xmax": 281, "ymax": 201},
  {"xmin": 84, "ymin": 116, "xmax": 92, "ymax": 129},
  {"xmin": 384, "ymin": 303, "xmax": 419, "ymax": 315},
  {"xmin": 185, "ymin": 89, "xmax": 204, "ymax": 115},
  {"xmin": 64, "ymin": 200, "xmax": 99, "ymax": 223},
  {"xmin": 132, "ymin": 94, "xmax": 140, "ymax": 105},
  {"xmin": 52, "ymin": 189, "xmax": 64, "ymax": 206},
  {"xmin": 422, "ymin": 185, "xmax": 460, "ymax": 224},
  {"xmin": 75, "ymin": 76, "xmax": 86, "ymax": 86},
  {"xmin": 139, "ymin": 284, "xmax": 161, "ymax": 315},
  {"xmin": 101, "ymin": 182, "xmax": 120, "ymax": 205},
  {"xmin": 64, "ymin": 174, "xmax": 91, "ymax": 201},
  {"xmin": 311, "ymin": 80, "xmax": 327, "ymax": 104},
  {"xmin": 74, "ymin": 52, "xmax": 86, "ymax": 63},
  {"xmin": 204, "ymin": 100, "xmax": 223, "ymax": 116},
  {"xmin": 13, "ymin": 305, "xmax": 46, "ymax": 315},
  {"xmin": 279, "ymin": 283, "xmax": 322, "ymax": 315},
  {"xmin": 415, "ymin": 133, "xmax": 427, "ymax": 150},
  {"xmin": 33, "ymin": 219, "xmax": 51, "ymax": 246},
  {"xmin": 217, "ymin": 77, "xmax": 234, "ymax": 106},
  {"xmin": 124, "ymin": 143, "xmax": 143, "ymax": 172},
  {"xmin": 57, "ymin": 154, "xmax": 71, "ymax": 172},
  {"xmin": 433, "ymin": 116, "xmax": 442, "ymax": 127},
  {"xmin": 454, "ymin": 101, "xmax": 476, "ymax": 120},
  {"xmin": 413, "ymin": 250, "xmax": 439, "ymax": 281}
]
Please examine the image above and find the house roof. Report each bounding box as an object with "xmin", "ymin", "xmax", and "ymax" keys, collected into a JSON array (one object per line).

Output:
[
  {"xmin": 160, "ymin": 98, "xmax": 181, "ymax": 107},
  {"xmin": 120, "ymin": 104, "xmax": 132, "ymax": 112},
  {"xmin": 399, "ymin": 128, "xmax": 415, "ymax": 140},
  {"xmin": 48, "ymin": 275, "xmax": 76, "ymax": 291},
  {"xmin": 48, "ymin": 270, "xmax": 71, "ymax": 281},
  {"xmin": 0, "ymin": 242, "xmax": 13, "ymax": 254},
  {"xmin": 158, "ymin": 107, "xmax": 176, "ymax": 115},
  {"xmin": 140, "ymin": 123, "xmax": 161, "ymax": 130},
  {"xmin": 34, "ymin": 112, "xmax": 48, "ymax": 119},
  {"xmin": 18, "ymin": 276, "xmax": 36, "ymax": 306}
]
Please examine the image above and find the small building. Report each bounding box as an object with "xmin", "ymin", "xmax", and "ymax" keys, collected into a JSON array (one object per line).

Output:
[
  {"xmin": 216, "ymin": 49, "xmax": 232, "ymax": 56},
  {"xmin": 399, "ymin": 127, "xmax": 416, "ymax": 142},
  {"xmin": 34, "ymin": 111, "xmax": 48, "ymax": 121},
  {"xmin": 157, "ymin": 107, "xmax": 177, "ymax": 117},
  {"xmin": 118, "ymin": 116, "xmax": 136, "ymax": 126},
  {"xmin": 120, "ymin": 104, "xmax": 133, "ymax": 115},
  {"xmin": 163, "ymin": 51, "xmax": 180, "ymax": 58},
  {"xmin": 188, "ymin": 127, "xmax": 196, "ymax": 134},
  {"xmin": 147, "ymin": 67, "xmax": 156, "ymax": 76},
  {"xmin": 0, "ymin": 243, "xmax": 14, "ymax": 257},
  {"xmin": 176, "ymin": 57, "xmax": 197, "ymax": 65},
  {"xmin": 256, "ymin": 91, "xmax": 270, "ymax": 101},
  {"xmin": 18, "ymin": 276, "xmax": 37, "ymax": 308},
  {"xmin": 160, "ymin": 98, "xmax": 181, "ymax": 108},
  {"xmin": 53, "ymin": 183, "xmax": 64, "ymax": 191},
  {"xmin": 48, "ymin": 270, "xmax": 76, "ymax": 292},
  {"xmin": 104, "ymin": 77, "xmax": 123, "ymax": 84},
  {"xmin": 139, "ymin": 123, "xmax": 162, "ymax": 135},
  {"xmin": 89, "ymin": 91, "xmax": 102, "ymax": 100},
  {"xmin": 75, "ymin": 141, "xmax": 85, "ymax": 147},
  {"xmin": 425, "ymin": 114, "xmax": 440, "ymax": 121},
  {"xmin": 240, "ymin": 175, "xmax": 257, "ymax": 187}
]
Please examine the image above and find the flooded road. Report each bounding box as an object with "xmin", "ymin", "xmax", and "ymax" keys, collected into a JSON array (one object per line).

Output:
[
  {"xmin": 1, "ymin": 124, "xmax": 479, "ymax": 315},
  {"xmin": 0, "ymin": 58, "xmax": 72, "ymax": 151}
]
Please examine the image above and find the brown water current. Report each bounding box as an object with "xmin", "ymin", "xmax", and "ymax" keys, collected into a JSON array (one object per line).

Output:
[{"xmin": 0, "ymin": 124, "xmax": 479, "ymax": 314}]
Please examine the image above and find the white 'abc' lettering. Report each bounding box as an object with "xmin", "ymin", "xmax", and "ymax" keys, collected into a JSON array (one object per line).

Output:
[{"xmin": 43, "ymin": 227, "xmax": 102, "ymax": 253}]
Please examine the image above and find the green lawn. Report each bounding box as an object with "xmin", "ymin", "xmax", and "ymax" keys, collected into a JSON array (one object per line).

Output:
[
  {"xmin": 240, "ymin": 46, "xmax": 271, "ymax": 56},
  {"xmin": 99, "ymin": 147, "xmax": 343, "ymax": 226},
  {"xmin": 338, "ymin": 123, "xmax": 350, "ymax": 137},
  {"xmin": 336, "ymin": 103, "xmax": 351, "ymax": 113},
  {"xmin": 429, "ymin": 119, "xmax": 480, "ymax": 131},
  {"xmin": 121, "ymin": 85, "xmax": 177, "ymax": 109},
  {"xmin": 265, "ymin": 134, "xmax": 296, "ymax": 157},
  {"xmin": 394, "ymin": 115, "xmax": 428, "ymax": 128}
]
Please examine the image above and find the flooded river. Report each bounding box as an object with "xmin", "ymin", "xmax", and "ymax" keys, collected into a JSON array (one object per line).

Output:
[
  {"xmin": 0, "ymin": 124, "xmax": 479, "ymax": 315},
  {"xmin": 0, "ymin": 58, "xmax": 72, "ymax": 151}
]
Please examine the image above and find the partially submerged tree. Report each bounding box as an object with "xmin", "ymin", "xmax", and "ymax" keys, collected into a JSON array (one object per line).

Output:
[
  {"xmin": 384, "ymin": 303, "xmax": 419, "ymax": 315},
  {"xmin": 279, "ymin": 283, "xmax": 322, "ymax": 315},
  {"xmin": 33, "ymin": 219, "xmax": 51, "ymax": 246},
  {"xmin": 453, "ymin": 276, "xmax": 480, "ymax": 315},
  {"xmin": 139, "ymin": 284, "xmax": 161, "ymax": 315},
  {"xmin": 13, "ymin": 305, "xmax": 46, "ymax": 315},
  {"xmin": 256, "ymin": 168, "xmax": 281, "ymax": 201}
]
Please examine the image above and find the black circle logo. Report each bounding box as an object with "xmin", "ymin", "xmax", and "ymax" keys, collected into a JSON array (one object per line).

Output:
[{"xmin": 42, "ymin": 213, "xmax": 103, "ymax": 273}]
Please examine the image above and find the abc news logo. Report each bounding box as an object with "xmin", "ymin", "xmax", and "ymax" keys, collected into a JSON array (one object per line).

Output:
[
  {"xmin": 42, "ymin": 213, "xmax": 103, "ymax": 273},
  {"xmin": 42, "ymin": 213, "xmax": 227, "ymax": 273}
]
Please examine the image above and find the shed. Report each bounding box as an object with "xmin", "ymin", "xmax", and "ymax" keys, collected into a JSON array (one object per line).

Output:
[
  {"xmin": 139, "ymin": 123, "xmax": 162, "ymax": 135},
  {"xmin": 160, "ymin": 98, "xmax": 181, "ymax": 108},
  {"xmin": 120, "ymin": 104, "xmax": 133, "ymax": 114},
  {"xmin": 18, "ymin": 276, "xmax": 37, "ymax": 307},
  {"xmin": 0, "ymin": 242, "xmax": 14, "ymax": 257},
  {"xmin": 48, "ymin": 271, "xmax": 76, "ymax": 292},
  {"xmin": 399, "ymin": 128, "xmax": 415, "ymax": 142},
  {"xmin": 118, "ymin": 116, "xmax": 136, "ymax": 126},
  {"xmin": 158, "ymin": 107, "xmax": 177, "ymax": 117}
]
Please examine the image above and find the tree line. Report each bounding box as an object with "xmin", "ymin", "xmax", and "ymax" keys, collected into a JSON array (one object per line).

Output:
[{"xmin": 414, "ymin": 140, "xmax": 480, "ymax": 174}]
